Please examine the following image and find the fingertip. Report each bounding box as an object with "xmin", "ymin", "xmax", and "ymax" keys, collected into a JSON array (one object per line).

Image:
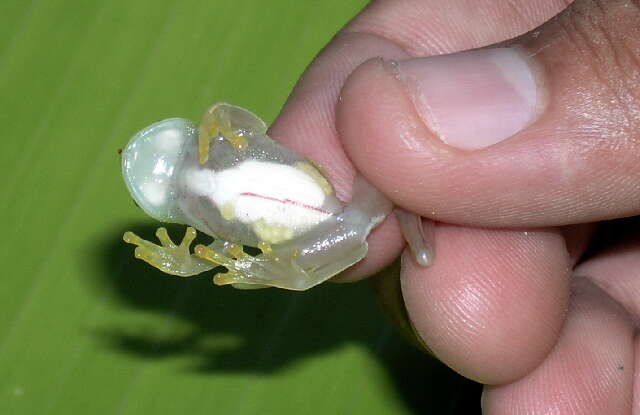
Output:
[{"xmin": 400, "ymin": 225, "xmax": 570, "ymax": 384}]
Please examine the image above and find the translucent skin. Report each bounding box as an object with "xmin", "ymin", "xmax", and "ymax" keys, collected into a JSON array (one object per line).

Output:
[{"xmin": 122, "ymin": 103, "xmax": 395, "ymax": 290}]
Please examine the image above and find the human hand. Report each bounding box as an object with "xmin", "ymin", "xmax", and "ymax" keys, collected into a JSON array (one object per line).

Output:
[{"xmin": 269, "ymin": 0, "xmax": 640, "ymax": 412}]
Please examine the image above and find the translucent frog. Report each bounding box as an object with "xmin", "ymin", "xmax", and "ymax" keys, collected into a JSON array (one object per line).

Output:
[{"xmin": 121, "ymin": 103, "xmax": 432, "ymax": 290}]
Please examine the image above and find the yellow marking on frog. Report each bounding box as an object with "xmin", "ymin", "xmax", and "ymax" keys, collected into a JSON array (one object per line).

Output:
[
  {"xmin": 220, "ymin": 203, "xmax": 236, "ymax": 221},
  {"xmin": 198, "ymin": 132, "xmax": 215, "ymax": 164},
  {"xmin": 194, "ymin": 244, "xmax": 235, "ymax": 268},
  {"xmin": 198, "ymin": 106, "xmax": 249, "ymax": 164},
  {"xmin": 294, "ymin": 161, "xmax": 334, "ymax": 196},
  {"xmin": 227, "ymin": 243, "xmax": 246, "ymax": 259},
  {"xmin": 194, "ymin": 243, "xmax": 254, "ymax": 286},
  {"xmin": 224, "ymin": 132, "xmax": 248, "ymax": 151},
  {"xmin": 258, "ymin": 241, "xmax": 273, "ymax": 256},
  {"xmin": 253, "ymin": 219, "xmax": 294, "ymax": 244},
  {"xmin": 213, "ymin": 272, "xmax": 238, "ymax": 286}
]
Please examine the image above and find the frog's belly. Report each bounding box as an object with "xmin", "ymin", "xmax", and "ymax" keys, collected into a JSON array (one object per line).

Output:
[
  {"xmin": 234, "ymin": 190, "xmax": 333, "ymax": 228},
  {"xmin": 211, "ymin": 160, "xmax": 331, "ymax": 233},
  {"xmin": 185, "ymin": 159, "xmax": 339, "ymax": 243}
]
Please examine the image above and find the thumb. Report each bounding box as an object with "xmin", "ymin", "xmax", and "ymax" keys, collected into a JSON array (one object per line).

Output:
[{"xmin": 337, "ymin": 0, "xmax": 640, "ymax": 227}]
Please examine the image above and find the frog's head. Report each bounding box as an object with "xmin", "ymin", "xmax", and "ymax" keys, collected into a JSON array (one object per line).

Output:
[{"xmin": 121, "ymin": 118, "xmax": 196, "ymax": 223}]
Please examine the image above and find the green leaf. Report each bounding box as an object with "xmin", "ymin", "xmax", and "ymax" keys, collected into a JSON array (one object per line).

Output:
[{"xmin": 0, "ymin": 0, "xmax": 479, "ymax": 413}]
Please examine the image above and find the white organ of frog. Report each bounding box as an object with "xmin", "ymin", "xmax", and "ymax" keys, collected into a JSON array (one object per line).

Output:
[{"xmin": 121, "ymin": 103, "xmax": 432, "ymax": 290}]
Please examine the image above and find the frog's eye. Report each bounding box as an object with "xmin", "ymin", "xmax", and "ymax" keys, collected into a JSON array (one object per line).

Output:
[{"xmin": 121, "ymin": 118, "xmax": 195, "ymax": 223}]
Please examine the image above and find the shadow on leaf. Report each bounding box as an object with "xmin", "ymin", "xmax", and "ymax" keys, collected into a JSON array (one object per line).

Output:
[{"xmin": 92, "ymin": 222, "xmax": 481, "ymax": 412}]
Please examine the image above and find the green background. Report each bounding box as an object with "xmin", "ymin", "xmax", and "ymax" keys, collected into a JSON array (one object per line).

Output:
[{"xmin": 0, "ymin": 0, "xmax": 480, "ymax": 413}]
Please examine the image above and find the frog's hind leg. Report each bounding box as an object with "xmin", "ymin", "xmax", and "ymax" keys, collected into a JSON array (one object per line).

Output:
[
  {"xmin": 194, "ymin": 242, "xmax": 287, "ymax": 289},
  {"xmin": 194, "ymin": 241, "xmax": 339, "ymax": 291},
  {"xmin": 123, "ymin": 227, "xmax": 216, "ymax": 276},
  {"xmin": 198, "ymin": 102, "xmax": 268, "ymax": 164},
  {"xmin": 194, "ymin": 242, "xmax": 259, "ymax": 286}
]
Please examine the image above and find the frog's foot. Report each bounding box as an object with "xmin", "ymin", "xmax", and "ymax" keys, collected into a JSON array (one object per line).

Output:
[
  {"xmin": 193, "ymin": 242, "xmax": 259, "ymax": 285},
  {"xmin": 198, "ymin": 102, "xmax": 267, "ymax": 164},
  {"xmin": 123, "ymin": 227, "xmax": 215, "ymax": 276},
  {"xmin": 194, "ymin": 242, "xmax": 322, "ymax": 291}
]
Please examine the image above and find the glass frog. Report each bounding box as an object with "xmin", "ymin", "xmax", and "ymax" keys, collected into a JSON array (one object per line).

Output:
[{"xmin": 121, "ymin": 103, "xmax": 432, "ymax": 290}]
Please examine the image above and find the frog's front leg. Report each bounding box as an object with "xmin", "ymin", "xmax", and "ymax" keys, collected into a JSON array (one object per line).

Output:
[
  {"xmin": 198, "ymin": 102, "xmax": 268, "ymax": 163},
  {"xmin": 123, "ymin": 227, "xmax": 220, "ymax": 277}
]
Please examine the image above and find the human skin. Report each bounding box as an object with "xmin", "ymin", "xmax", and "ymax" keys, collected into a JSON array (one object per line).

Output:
[{"xmin": 269, "ymin": 0, "xmax": 640, "ymax": 413}]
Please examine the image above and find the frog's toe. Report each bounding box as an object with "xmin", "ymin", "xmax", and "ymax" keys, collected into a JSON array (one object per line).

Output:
[
  {"xmin": 155, "ymin": 227, "xmax": 177, "ymax": 248},
  {"xmin": 193, "ymin": 244, "xmax": 238, "ymax": 270},
  {"xmin": 194, "ymin": 242, "xmax": 316, "ymax": 290},
  {"xmin": 123, "ymin": 230, "xmax": 168, "ymax": 266},
  {"xmin": 213, "ymin": 272, "xmax": 249, "ymax": 286},
  {"xmin": 180, "ymin": 226, "xmax": 197, "ymax": 247},
  {"xmin": 133, "ymin": 245, "xmax": 159, "ymax": 263},
  {"xmin": 123, "ymin": 230, "xmax": 144, "ymax": 246}
]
